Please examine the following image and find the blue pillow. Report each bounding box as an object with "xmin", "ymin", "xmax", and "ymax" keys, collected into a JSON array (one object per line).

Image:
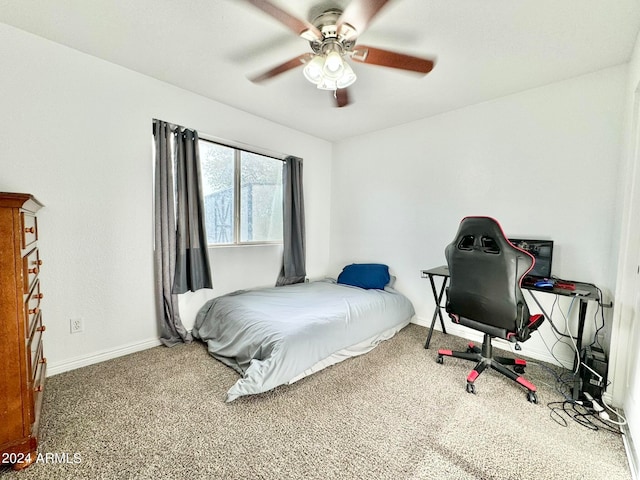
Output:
[{"xmin": 337, "ymin": 264, "xmax": 391, "ymax": 290}]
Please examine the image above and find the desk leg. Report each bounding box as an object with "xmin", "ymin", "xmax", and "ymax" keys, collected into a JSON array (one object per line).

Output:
[
  {"xmin": 571, "ymin": 299, "xmax": 589, "ymax": 400},
  {"xmin": 424, "ymin": 275, "xmax": 448, "ymax": 349},
  {"xmin": 527, "ymin": 291, "xmax": 588, "ymax": 400}
]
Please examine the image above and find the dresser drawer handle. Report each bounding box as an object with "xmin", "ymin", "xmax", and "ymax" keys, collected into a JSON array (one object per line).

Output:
[
  {"xmin": 37, "ymin": 260, "xmax": 43, "ymax": 266},
  {"xmin": 35, "ymin": 293, "xmax": 44, "ymax": 299},
  {"xmin": 24, "ymin": 227, "xmax": 35, "ymax": 234},
  {"xmin": 28, "ymin": 267, "xmax": 39, "ymax": 274},
  {"xmin": 36, "ymin": 325, "xmax": 46, "ymax": 332},
  {"xmin": 34, "ymin": 385, "xmax": 43, "ymax": 392},
  {"xmin": 28, "ymin": 307, "xmax": 40, "ymax": 315},
  {"xmin": 40, "ymin": 357, "xmax": 47, "ymax": 364}
]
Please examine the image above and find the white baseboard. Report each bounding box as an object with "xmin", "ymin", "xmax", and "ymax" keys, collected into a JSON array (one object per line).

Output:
[
  {"xmin": 621, "ymin": 411, "xmax": 639, "ymax": 480},
  {"xmin": 46, "ymin": 337, "xmax": 162, "ymax": 377},
  {"xmin": 411, "ymin": 316, "xmax": 574, "ymax": 368}
]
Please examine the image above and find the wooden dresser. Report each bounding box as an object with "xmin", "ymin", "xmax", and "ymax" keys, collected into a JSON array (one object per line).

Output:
[{"xmin": 0, "ymin": 192, "xmax": 46, "ymax": 470}]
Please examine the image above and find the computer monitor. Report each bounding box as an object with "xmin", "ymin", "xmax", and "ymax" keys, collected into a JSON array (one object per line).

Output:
[{"xmin": 509, "ymin": 239, "xmax": 554, "ymax": 279}]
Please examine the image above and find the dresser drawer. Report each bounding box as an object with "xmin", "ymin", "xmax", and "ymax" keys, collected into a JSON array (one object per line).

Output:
[
  {"xmin": 32, "ymin": 357, "xmax": 46, "ymax": 429},
  {"xmin": 30, "ymin": 350, "xmax": 46, "ymax": 428},
  {"xmin": 22, "ymin": 248, "xmax": 41, "ymax": 293},
  {"xmin": 21, "ymin": 213, "xmax": 38, "ymax": 250},
  {"xmin": 27, "ymin": 312, "xmax": 45, "ymax": 381},
  {"xmin": 24, "ymin": 281, "xmax": 42, "ymax": 335},
  {"xmin": 31, "ymin": 338, "xmax": 44, "ymax": 383}
]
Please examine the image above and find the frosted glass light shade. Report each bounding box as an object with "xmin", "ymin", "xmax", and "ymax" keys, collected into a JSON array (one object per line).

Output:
[
  {"xmin": 336, "ymin": 62, "xmax": 357, "ymax": 88},
  {"xmin": 323, "ymin": 51, "xmax": 344, "ymax": 79},
  {"xmin": 316, "ymin": 77, "xmax": 338, "ymax": 90},
  {"xmin": 303, "ymin": 55, "xmax": 325, "ymax": 84}
]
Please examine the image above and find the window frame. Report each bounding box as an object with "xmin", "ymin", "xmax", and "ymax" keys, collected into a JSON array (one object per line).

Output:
[{"xmin": 198, "ymin": 137, "xmax": 284, "ymax": 247}]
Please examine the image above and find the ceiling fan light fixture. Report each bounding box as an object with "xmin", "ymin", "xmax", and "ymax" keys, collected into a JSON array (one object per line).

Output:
[
  {"xmin": 303, "ymin": 55, "xmax": 325, "ymax": 84},
  {"xmin": 323, "ymin": 51, "xmax": 344, "ymax": 78},
  {"xmin": 304, "ymin": 51, "xmax": 357, "ymax": 91},
  {"xmin": 316, "ymin": 76, "xmax": 338, "ymax": 91},
  {"xmin": 336, "ymin": 62, "xmax": 357, "ymax": 88}
]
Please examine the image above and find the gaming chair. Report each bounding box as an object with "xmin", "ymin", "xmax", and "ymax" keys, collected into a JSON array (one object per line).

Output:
[{"xmin": 436, "ymin": 216, "xmax": 545, "ymax": 403}]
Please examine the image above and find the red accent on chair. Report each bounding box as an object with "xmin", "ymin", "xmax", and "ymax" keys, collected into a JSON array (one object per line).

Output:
[
  {"xmin": 438, "ymin": 349, "xmax": 453, "ymax": 356},
  {"xmin": 515, "ymin": 359, "xmax": 527, "ymax": 365},
  {"xmin": 516, "ymin": 377, "xmax": 537, "ymax": 392},
  {"xmin": 467, "ymin": 370, "xmax": 479, "ymax": 383},
  {"xmin": 468, "ymin": 342, "xmax": 475, "ymax": 349},
  {"xmin": 528, "ymin": 314, "xmax": 544, "ymax": 327}
]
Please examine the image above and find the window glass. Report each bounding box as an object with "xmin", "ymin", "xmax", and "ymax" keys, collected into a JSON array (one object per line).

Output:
[
  {"xmin": 199, "ymin": 141, "xmax": 235, "ymax": 244},
  {"xmin": 240, "ymin": 151, "xmax": 283, "ymax": 243},
  {"xmin": 199, "ymin": 140, "xmax": 283, "ymax": 245}
]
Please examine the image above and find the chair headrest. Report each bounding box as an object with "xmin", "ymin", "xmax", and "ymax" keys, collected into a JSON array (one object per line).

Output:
[{"xmin": 449, "ymin": 216, "xmax": 534, "ymax": 277}]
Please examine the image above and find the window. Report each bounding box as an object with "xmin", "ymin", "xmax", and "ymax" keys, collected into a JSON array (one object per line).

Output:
[{"xmin": 198, "ymin": 139, "xmax": 283, "ymax": 245}]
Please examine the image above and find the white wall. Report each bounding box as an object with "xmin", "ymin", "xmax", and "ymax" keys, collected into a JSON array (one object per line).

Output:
[
  {"xmin": 330, "ymin": 65, "xmax": 627, "ymax": 368},
  {"xmin": 0, "ymin": 23, "xmax": 332, "ymax": 374}
]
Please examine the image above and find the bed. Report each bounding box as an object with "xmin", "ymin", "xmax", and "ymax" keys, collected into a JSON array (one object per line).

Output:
[{"xmin": 192, "ymin": 266, "xmax": 415, "ymax": 402}]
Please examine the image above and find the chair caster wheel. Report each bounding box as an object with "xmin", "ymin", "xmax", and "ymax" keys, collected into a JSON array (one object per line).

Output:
[
  {"xmin": 514, "ymin": 365, "xmax": 526, "ymax": 374},
  {"xmin": 466, "ymin": 382, "xmax": 476, "ymax": 394},
  {"xmin": 436, "ymin": 355, "xmax": 443, "ymax": 364},
  {"xmin": 527, "ymin": 391, "xmax": 538, "ymax": 404}
]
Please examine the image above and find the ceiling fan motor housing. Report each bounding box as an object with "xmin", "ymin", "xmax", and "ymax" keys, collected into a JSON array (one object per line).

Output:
[{"xmin": 309, "ymin": 9, "xmax": 357, "ymax": 54}]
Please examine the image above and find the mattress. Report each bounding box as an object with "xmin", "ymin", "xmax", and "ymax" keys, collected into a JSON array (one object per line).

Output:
[{"xmin": 192, "ymin": 279, "xmax": 415, "ymax": 401}]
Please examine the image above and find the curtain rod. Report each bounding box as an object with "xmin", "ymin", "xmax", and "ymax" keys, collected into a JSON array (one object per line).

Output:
[
  {"xmin": 199, "ymin": 135, "xmax": 286, "ymax": 163},
  {"xmin": 153, "ymin": 118, "xmax": 292, "ymax": 162}
]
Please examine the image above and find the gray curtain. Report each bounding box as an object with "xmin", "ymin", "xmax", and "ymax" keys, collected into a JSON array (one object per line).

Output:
[
  {"xmin": 153, "ymin": 120, "xmax": 192, "ymax": 346},
  {"xmin": 172, "ymin": 127, "xmax": 213, "ymax": 294},
  {"xmin": 277, "ymin": 156, "xmax": 306, "ymax": 286}
]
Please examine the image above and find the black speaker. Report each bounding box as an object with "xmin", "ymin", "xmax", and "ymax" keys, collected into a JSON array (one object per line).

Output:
[{"xmin": 580, "ymin": 345, "xmax": 608, "ymax": 400}]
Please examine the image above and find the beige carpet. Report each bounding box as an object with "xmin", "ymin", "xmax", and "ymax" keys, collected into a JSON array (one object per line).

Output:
[{"xmin": 0, "ymin": 324, "xmax": 631, "ymax": 479}]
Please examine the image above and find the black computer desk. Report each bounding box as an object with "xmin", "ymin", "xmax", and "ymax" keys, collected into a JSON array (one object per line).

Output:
[{"xmin": 421, "ymin": 265, "xmax": 600, "ymax": 399}]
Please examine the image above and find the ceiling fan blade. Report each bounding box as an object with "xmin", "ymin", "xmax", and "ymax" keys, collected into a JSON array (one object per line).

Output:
[
  {"xmin": 337, "ymin": 0, "xmax": 391, "ymax": 40},
  {"xmin": 334, "ymin": 88, "xmax": 350, "ymax": 108},
  {"xmin": 244, "ymin": 0, "xmax": 322, "ymax": 41},
  {"xmin": 351, "ymin": 45, "xmax": 435, "ymax": 74},
  {"xmin": 249, "ymin": 53, "xmax": 314, "ymax": 83}
]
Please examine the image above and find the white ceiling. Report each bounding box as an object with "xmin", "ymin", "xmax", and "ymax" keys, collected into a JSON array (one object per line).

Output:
[{"xmin": 1, "ymin": 0, "xmax": 639, "ymax": 141}]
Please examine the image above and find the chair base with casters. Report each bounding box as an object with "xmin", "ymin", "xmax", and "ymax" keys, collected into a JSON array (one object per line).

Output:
[{"xmin": 437, "ymin": 333, "xmax": 539, "ymax": 404}]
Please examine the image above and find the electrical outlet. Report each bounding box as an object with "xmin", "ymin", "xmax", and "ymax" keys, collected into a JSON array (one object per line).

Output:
[{"xmin": 70, "ymin": 317, "xmax": 83, "ymax": 334}]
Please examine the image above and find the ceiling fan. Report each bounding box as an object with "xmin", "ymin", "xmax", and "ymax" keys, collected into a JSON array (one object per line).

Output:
[{"xmin": 244, "ymin": 0, "xmax": 435, "ymax": 107}]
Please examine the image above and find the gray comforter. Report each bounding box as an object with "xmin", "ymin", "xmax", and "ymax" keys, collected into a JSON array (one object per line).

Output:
[{"xmin": 192, "ymin": 279, "xmax": 415, "ymax": 401}]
